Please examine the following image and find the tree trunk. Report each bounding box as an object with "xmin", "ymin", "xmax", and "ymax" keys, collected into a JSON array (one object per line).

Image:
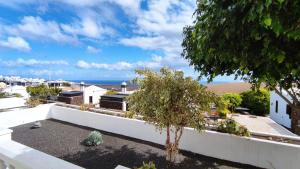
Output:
[
  {"xmin": 291, "ymin": 106, "xmax": 300, "ymax": 135},
  {"xmin": 166, "ymin": 126, "xmax": 172, "ymax": 161}
]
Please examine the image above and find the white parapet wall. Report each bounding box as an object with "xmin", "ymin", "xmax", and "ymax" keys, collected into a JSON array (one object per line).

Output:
[
  {"xmin": 50, "ymin": 105, "xmax": 300, "ymax": 169},
  {"xmin": 0, "ymin": 104, "xmax": 52, "ymax": 128},
  {"xmin": 0, "ymin": 140, "xmax": 84, "ymax": 169},
  {"xmin": 0, "ymin": 97, "xmax": 26, "ymax": 110}
]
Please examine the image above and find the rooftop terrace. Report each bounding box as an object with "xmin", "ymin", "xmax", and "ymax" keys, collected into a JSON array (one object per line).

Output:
[{"xmin": 12, "ymin": 119, "xmax": 258, "ymax": 169}]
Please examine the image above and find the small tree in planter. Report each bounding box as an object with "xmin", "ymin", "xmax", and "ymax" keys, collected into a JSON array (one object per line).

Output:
[{"xmin": 128, "ymin": 68, "xmax": 219, "ymax": 161}]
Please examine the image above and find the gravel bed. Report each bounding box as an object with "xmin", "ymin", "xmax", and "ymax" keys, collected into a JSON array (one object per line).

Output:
[{"xmin": 11, "ymin": 119, "xmax": 260, "ymax": 169}]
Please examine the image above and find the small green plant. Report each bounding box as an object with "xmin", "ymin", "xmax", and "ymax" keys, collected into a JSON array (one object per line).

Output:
[
  {"xmin": 137, "ymin": 162, "xmax": 156, "ymax": 169},
  {"xmin": 83, "ymin": 131, "xmax": 103, "ymax": 146},
  {"xmin": 217, "ymin": 119, "xmax": 250, "ymax": 137},
  {"xmin": 62, "ymin": 82, "xmax": 71, "ymax": 87}
]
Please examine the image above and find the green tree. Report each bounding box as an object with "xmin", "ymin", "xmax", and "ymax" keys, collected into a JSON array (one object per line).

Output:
[
  {"xmin": 222, "ymin": 93, "xmax": 242, "ymax": 112},
  {"xmin": 128, "ymin": 68, "xmax": 219, "ymax": 161},
  {"xmin": 182, "ymin": 1, "xmax": 300, "ymax": 130},
  {"xmin": 241, "ymin": 89, "xmax": 270, "ymax": 116}
]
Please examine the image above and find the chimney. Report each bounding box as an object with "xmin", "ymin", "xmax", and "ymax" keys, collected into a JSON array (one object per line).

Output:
[
  {"xmin": 80, "ymin": 82, "xmax": 85, "ymax": 91},
  {"xmin": 121, "ymin": 81, "xmax": 127, "ymax": 94}
]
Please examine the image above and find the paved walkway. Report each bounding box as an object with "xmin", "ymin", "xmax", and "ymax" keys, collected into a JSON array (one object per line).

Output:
[{"xmin": 231, "ymin": 114, "xmax": 297, "ymax": 137}]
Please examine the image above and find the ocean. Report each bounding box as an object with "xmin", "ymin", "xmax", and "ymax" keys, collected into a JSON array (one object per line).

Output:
[{"xmin": 71, "ymin": 80, "xmax": 232, "ymax": 86}]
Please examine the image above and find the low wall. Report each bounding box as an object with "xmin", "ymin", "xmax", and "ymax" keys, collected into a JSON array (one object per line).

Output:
[
  {"xmin": 0, "ymin": 97, "xmax": 26, "ymax": 110},
  {"xmin": 0, "ymin": 104, "xmax": 52, "ymax": 128},
  {"xmin": 50, "ymin": 105, "xmax": 300, "ymax": 169},
  {"xmin": 0, "ymin": 140, "xmax": 84, "ymax": 169}
]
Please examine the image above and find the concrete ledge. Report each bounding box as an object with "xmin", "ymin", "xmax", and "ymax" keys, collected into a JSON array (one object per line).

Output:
[
  {"xmin": 0, "ymin": 140, "xmax": 84, "ymax": 169},
  {"xmin": 0, "ymin": 128, "xmax": 13, "ymax": 141}
]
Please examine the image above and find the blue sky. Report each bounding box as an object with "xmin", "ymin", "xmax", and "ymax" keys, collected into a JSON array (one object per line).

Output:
[{"xmin": 0, "ymin": 0, "xmax": 236, "ymax": 82}]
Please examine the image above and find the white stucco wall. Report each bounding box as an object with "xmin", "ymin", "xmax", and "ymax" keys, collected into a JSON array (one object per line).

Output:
[
  {"xmin": 0, "ymin": 97, "xmax": 26, "ymax": 109},
  {"xmin": 270, "ymin": 91, "xmax": 292, "ymax": 128},
  {"xmin": 83, "ymin": 85, "xmax": 107, "ymax": 104},
  {"xmin": 0, "ymin": 104, "xmax": 52, "ymax": 128},
  {"xmin": 50, "ymin": 105, "xmax": 300, "ymax": 169}
]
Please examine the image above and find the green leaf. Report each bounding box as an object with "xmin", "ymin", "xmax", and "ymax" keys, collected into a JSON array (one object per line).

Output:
[
  {"xmin": 263, "ymin": 17, "xmax": 272, "ymax": 27},
  {"xmin": 277, "ymin": 0, "xmax": 284, "ymax": 5},
  {"xmin": 277, "ymin": 54, "xmax": 285, "ymax": 63}
]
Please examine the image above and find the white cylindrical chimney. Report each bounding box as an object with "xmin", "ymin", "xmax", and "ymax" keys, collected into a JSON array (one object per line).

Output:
[
  {"xmin": 121, "ymin": 81, "xmax": 127, "ymax": 94},
  {"xmin": 80, "ymin": 82, "xmax": 85, "ymax": 91}
]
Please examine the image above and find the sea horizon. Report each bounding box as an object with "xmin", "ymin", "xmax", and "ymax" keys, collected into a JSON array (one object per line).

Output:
[{"xmin": 70, "ymin": 80, "xmax": 239, "ymax": 86}]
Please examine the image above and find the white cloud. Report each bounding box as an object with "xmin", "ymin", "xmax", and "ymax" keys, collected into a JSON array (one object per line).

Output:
[
  {"xmin": 2, "ymin": 58, "xmax": 69, "ymax": 67},
  {"xmin": 76, "ymin": 60, "xmax": 132, "ymax": 70},
  {"xmin": 29, "ymin": 69, "xmax": 65, "ymax": 76},
  {"xmin": 0, "ymin": 36, "xmax": 31, "ymax": 51},
  {"xmin": 87, "ymin": 45, "xmax": 100, "ymax": 54},
  {"xmin": 76, "ymin": 54, "xmax": 187, "ymax": 71},
  {"xmin": 5, "ymin": 16, "xmax": 77, "ymax": 44}
]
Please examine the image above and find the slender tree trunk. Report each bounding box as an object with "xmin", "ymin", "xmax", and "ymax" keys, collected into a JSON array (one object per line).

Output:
[
  {"xmin": 291, "ymin": 106, "xmax": 300, "ymax": 135},
  {"xmin": 166, "ymin": 125, "xmax": 172, "ymax": 161}
]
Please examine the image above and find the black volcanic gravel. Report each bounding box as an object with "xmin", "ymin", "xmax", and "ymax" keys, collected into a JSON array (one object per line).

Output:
[{"xmin": 11, "ymin": 119, "xmax": 260, "ymax": 169}]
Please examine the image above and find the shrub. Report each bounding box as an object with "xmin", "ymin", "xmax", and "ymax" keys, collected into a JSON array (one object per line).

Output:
[
  {"xmin": 218, "ymin": 108, "xmax": 230, "ymax": 119},
  {"xmin": 137, "ymin": 162, "xmax": 156, "ymax": 169},
  {"xmin": 12, "ymin": 93, "xmax": 22, "ymax": 98},
  {"xmin": 124, "ymin": 111, "xmax": 135, "ymax": 118},
  {"xmin": 217, "ymin": 119, "xmax": 250, "ymax": 137},
  {"xmin": 240, "ymin": 89, "xmax": 270, "ymax": 116},
  {"xmin": 26, "ymin": 98, "xmax": 41, "ymax": 108},
  {"xmin": 27, "ymin": 85, "xmax": 61, "ymax": 99},
  {"xmin": 105, "ymin": 90, "xmax": 118, "ymax": 95},
  {"xmin": 80, "ymin": 104, "xmax": 90, "ymax": 111},
  {"xmin": 62, "ymin": 82, "xmax": 71, "ymax": 87},
  {"xmin": 221, "ymin": 93, "xmax": 242, "ymax": 112},
  {"xmin": 83, "ymin": 131, "xmax": 103, "ymax": 146}
]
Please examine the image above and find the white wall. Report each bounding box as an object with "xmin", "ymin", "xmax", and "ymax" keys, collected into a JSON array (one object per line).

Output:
[
  {"xmin": 83, "ymin": 86, "xmax": 107, "ymax": 104},
  {"xmin": 0, "ymin": 97, "xmax": 26, "ymax": 109},
  {"xmin": 0, "ymin": 104, "xmax": 52, "ymax": 128},
  {"xmin": 50, "ymin": 105, "xmax": 300, "ymax": 169},
  {"xmin": 270, "ymin": 91, "xmax": 292, "ymax": 128}
]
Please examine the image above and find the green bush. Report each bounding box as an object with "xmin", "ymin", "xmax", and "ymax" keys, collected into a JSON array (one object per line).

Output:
[
  {"xmin": 137, "ymin": 162, "xmax": 156, "ymax": 169},
  {"xmin": 240, "ymin": 89, "xmax": 270, "ymax": 116},
  {"xmin": 26, "ymin": 85, "xmax": 61, "ymax": 99},
  {"xmin": 12, "ymin": 93, "xmax": 22, "ymax": 98},
  {"xmin": 83, "ymin": 131, "xmax": 103, "ymax": 146},
  {"xmin": 221, "ymin": 93, "xmax": 242, "ymax": 112},
  {"xmin": 217, "ymin": 119, "xmax": 250, "ymax": 137}
]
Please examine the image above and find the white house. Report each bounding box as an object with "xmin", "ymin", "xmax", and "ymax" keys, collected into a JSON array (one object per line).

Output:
[
  {"xmin": 270, "ymin": 90, "xmax": 293, "ymax": 129},
  {"xmin": 82, "ymin": 85, "xmax": 107, "ymax": 104}
]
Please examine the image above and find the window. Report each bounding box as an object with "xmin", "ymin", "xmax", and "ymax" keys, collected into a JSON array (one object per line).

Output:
[
  {"xmin": 286, "ymin": 105, "xmax": 291, "ymax": 118},
  {"xmin": 89, "ymin": 96, "xmax": 93, "ymax": 104},
  {"xmin": 275, "ymin": 100, "xmax": 278, "ymax": 113}
]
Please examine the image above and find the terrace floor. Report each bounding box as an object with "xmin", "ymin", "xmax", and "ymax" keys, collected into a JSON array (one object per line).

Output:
[{"xmin": 11, "ymin": 119, "xmax": 259, "ymax": 169}]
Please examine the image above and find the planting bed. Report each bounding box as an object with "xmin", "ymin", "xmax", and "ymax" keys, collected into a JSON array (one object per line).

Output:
[{"xmin": 11, "ymin": 119, "xmax": 259, "ymax": 169}]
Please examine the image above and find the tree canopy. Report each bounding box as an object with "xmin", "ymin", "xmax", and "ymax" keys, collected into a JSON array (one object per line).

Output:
[
  {"xmin": 128, "ymin": 68, "xmax": 219, "ymax": 161},
  {"xmin": 182, "ymin": 0, "xmax": 300, "ymax": 106}
]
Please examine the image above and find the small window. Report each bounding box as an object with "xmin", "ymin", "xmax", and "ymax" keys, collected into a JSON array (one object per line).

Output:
[
  {"xmin": 286, "ymin": 105, "xmax": 291, "ymax": 118},
  {"xmin": 275, "ymin": 100, "xmax": 278, "ymax": 113},
  {"xmin": 89, "ymin": 96, "xmax": 93, "ymax": 104}
]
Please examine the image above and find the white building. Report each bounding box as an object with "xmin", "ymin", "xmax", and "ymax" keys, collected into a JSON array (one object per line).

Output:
[
  {"xmin": 82, "ymin": 85, "xmax": 107, "ymax": 104},
  {"xmin": 270, "ymin": 90, "xmax": 293, "ymax": 128}
]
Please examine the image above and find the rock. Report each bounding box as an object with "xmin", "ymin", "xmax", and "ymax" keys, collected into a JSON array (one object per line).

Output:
[{"xmin": 31, "ymin": 122, "xmax": 42, "ymax": 129}]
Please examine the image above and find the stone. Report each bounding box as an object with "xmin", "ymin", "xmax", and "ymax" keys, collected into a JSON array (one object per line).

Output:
[{"xmin": 31, "ymin": 122, "xmax": 42, "ymax": 129}]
